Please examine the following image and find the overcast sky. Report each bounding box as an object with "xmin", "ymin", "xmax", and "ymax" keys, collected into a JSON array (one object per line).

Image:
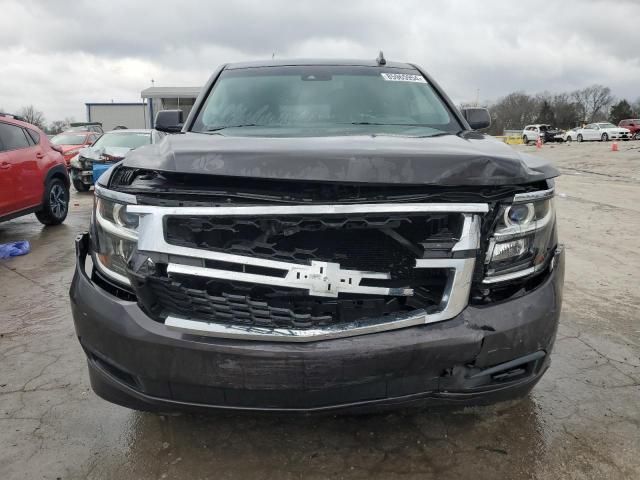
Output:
[{"xmin": 1, "ymin": 0, "xmax": 639, "ymax": 122}]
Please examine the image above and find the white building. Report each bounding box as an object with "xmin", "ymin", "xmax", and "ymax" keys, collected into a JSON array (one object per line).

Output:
[
  {"xmin": 84, "ymin": 86, "xmax": 202, "ymax": 130},
  {"xmin": 85, "ymin": 102, "xmax": 148, "ymax": 130},
  {"xmin": 140, "ymin": 87, "xmax": 202, "ymax": 128}
]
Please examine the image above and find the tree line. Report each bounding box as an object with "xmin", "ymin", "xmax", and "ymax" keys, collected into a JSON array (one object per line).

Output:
[
  {"xmin": 0, "ymin": 105, "xmax": 75, "ymax": 135},
  {"xmin": 5, "ymin": 85, "xmax": 640, "ymax": 138},
  {"xmin": 483, "ymin": 85, "xmax": 640, "ymax": 135}
]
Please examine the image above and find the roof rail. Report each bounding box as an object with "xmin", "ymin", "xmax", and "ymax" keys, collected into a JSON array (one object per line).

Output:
[{"xmin": 0, "ymin": 112, "xmax": 25, "ymax": 121}]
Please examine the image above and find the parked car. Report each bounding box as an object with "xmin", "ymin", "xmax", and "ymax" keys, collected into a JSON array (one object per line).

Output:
[
  {"xmin": 69, "ymin": 129, "xmax": 164, "ymax": 192},
  {"xmin": 522, "ymin": 124, "xmax": 564, "ymax": 144},
  {"xmin": 66, "ymin": 122, "xmax": 104, "ymax": 134},
  {"xmin": 50, "ymin": 131, "xmax": 100, "ymax": 167},
  {"xmin": 562, "ymin": 128, "xmax": 579, "ymax": 142},
  {"xmin": 618, "ymin": 119, "xmax": 640, "ymax": 140},
  {"xmin": 574, "ymin": 123, "xmax": 632, "ymax": 142},
  {"xmin": 0, "ymin": 113, "xmax": 70, "ymax": 225},
  {"xmin": 70, "ymin": 57, "xmax": 564, "ymax": 414}
]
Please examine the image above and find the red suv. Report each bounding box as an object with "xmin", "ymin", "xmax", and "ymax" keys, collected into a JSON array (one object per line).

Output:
[
  {"xmin": 0, "ymin": 113, "xmax": 70, "ymax": 225},
  {"xmin": 50, "ymin": 131, "xmax": 100, "ymax": 167},
  {"xmin": 619, "ymin": 119, "xmax": 640, "ymax": 140}
]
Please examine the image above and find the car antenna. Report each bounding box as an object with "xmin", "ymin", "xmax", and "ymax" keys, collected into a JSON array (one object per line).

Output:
[{"xmin": 376, "ymin": 51, "xmax": 386, "ymax": 66}]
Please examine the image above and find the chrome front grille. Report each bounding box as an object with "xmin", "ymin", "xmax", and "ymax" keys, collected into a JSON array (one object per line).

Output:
[{"xmin": 128, "ymin": 202, "xmax": 488, "ymax": 341}]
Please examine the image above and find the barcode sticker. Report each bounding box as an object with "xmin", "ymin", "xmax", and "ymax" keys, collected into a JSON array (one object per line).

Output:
[{"xmin": 380, "ymin": 73, "xmax": 427, "ymax": 83}]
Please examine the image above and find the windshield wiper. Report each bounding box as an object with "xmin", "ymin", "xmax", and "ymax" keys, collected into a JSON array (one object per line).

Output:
[
  {"xmin": 345, "ymin": 122, "xmax": 435, "ymax": 127},
  {"xmin": 205, "ymin": 124, "xmax": 262, "ymax": 132}
]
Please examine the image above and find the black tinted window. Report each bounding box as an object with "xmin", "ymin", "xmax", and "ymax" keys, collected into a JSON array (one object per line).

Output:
[
  {"xmin": 0, "ymin": 122, "xmax": 31, "ymax": 150},
  {"xmin": 26, "ymin": 129, "xmax": 40, "ymax": 144}
]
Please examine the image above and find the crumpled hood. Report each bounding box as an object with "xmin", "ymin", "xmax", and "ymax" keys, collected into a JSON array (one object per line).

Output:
[
  {"xmin": 79, "ymin": 146, "xmax": 132, "ymax": 161},
  {"xmin": 121, "ymin": 132, "xmax": 559, "ymax": 186}
]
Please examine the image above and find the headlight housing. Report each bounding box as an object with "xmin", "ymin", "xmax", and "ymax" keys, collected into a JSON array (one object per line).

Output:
[
  {"xmin": 483, "ymin": 189, "xmax": 556, "ymax": 284},
  {"xmin": 92, "ymin": 187, "xmax": 138, "ymax": 286},
  {"xmin": 70, "ymin": 155, "xmax": 82, "ymax": 169}
]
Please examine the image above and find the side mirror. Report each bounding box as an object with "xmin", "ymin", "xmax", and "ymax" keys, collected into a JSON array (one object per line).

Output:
[
  {"xmin": 461, "ymin": 107, "xmax": 491, "ymax": 130},
  {"xmin": 154, "ymin": 109, "xmax": 184, "ymax": 133}
]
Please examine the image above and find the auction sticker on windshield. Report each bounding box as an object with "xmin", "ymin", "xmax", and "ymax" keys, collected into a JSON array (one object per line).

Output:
[{"xmin": 380, "ymin": 73, "xmax": 426, "ymax": 83}]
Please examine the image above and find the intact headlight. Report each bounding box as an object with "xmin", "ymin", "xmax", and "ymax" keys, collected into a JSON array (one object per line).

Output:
[
  {"xmin": 484, "ymin": 191, "xmax": 556, "ymax": 283},
  {"xmin": 92, "ymin": 192, "xmax": 139, "ymax": 286}
]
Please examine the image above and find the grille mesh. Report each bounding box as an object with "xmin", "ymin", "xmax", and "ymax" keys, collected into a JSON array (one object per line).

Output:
[
  {"xmin": 165, "ymin": 213, "xmax": 458, "ymax": 276},
  {"xmin": 132, "ymin": 212, "xmax": 460, "ymax": 328}
]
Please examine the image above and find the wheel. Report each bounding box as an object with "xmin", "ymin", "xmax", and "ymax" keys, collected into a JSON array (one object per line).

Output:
[
  {"xmin": 633, "ymin": 132, "xmax": 639, "ymax": 140},
  {"xmin": 601, "ymin": 133, "xmax": 608, "ymax": 142},
  {"xmin": 35, "ymin": 178, "xmax": 69, "ymax": 225},
  {"xmin": 566, "ymin": 136, "xmax": 572, "ymax": 142},
  {"xmin": 71, "ymin": 169, "xmax": 90, "ymax": 192},
  {"xmin": 522, "ymin": 135, "xmax": 528, "ymax": 145},
  {"xmin": 72, "ymin": 177, "xmax": 90, "ymax": 192},
  {"xmin": 577, "ymin": 134, "xmax": 583, "ymax": 142}
]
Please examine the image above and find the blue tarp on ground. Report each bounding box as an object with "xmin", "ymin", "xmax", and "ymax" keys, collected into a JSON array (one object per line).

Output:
[{"xmin": 0, "ymin": 241, "xmax": 31, "ymax": 259}]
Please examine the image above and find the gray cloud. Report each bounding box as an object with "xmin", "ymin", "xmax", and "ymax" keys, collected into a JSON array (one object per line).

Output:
[{"xmin": 0, "ymin": 0, "xmax": 638, "ymax": 121}]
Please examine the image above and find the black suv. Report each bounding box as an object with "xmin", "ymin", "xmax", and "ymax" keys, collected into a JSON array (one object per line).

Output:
[{"xmin": 70, "ymin": 58, "xmax": 564, "ymax": 413}]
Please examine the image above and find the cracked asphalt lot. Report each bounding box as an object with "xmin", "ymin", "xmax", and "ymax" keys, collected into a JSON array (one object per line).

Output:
[{"xmin": 1, "ymin": 141, "xmax": 639, "ymax": 479}]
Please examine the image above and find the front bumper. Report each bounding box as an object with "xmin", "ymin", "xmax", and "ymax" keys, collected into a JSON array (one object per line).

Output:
[
  {"xmin": 70, "ymin": 233, "xmax": 565, "ymax": 413},
  {"xmin": 610, "ymin": 133, "xmax": 631, "ymax": 140},
  {"xmin": 70, "ymin": 167, "xmax": 94, "ymax": 185}
]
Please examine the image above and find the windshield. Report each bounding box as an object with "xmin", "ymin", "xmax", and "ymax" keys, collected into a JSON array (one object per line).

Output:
[
  {"xmin": 597, "ymin": 123, "xmax": 616, "ymax": 129},
  {"xmin": 191, "ymin": 66, "xmax": 460, "ymax": 137},
  {"xmin": 91, "ymin": 132, "xmax": 151, "ymax": 149},
  {"xmin": 51, "ymin": 134, "xmax": 87, "ymax": 145}
]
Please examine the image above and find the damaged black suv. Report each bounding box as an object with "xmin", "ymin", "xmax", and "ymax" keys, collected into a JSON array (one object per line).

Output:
[{"xmin": 70, "ymin": 58, "xmax": 564, "ymax": 413}]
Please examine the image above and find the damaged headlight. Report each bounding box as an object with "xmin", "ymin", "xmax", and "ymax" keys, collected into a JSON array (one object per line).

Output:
[
  {"xmin": 70, "ymin": 155, "xmax": 82, "ymax": 169},
  {"xmin": 483, "ymin": 189, "xmax": 556, "ymax": 284},
  {"xmin": 92, "ymin": 188, "xmax": 139, "ymax": 286}
]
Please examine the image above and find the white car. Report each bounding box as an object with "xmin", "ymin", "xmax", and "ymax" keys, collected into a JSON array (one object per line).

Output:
[
  {"xmin": 561, "ymin": 129, "xmax": 578, "ymax": 142},
  {"xmin": 521, "ymin": 124, "xmax": 563, "ymax": 144},
  {"xmin": 569, "ymin": 123, "xmax": 632, "ymax": 142}
]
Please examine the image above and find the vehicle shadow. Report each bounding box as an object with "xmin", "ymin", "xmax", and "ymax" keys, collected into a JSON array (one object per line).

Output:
[{"xmin": 114, "ymin": 397, "xmax": 546, "ymax": 479}]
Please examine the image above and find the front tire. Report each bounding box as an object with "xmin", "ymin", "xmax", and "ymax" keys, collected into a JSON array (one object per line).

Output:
[
  {"xmin": 35, "ymin": 178, "xmax": 69, "ymax": 225},
  {"xmin": 72, "ymin": 177, "xmax": 90, "ymax": 192},
  {"xmin": 601, "ymin": 133, "xmax": 609, "ymax": 142},
  {"xmin": 522, "ymin": 135, "xmax": 528, "ymax": 145},
  {"xmin": 566, "ymin": 136, "xmax": 572, "ymax": 142},
  {"xmin": 577, "ymin": 134, "xmax": 583, "ymax": 142},
  {"xmin": 633, "ymin": 132, "xmax": 639, "ymax": 140},
  {"xmin": 71, "ymin": 169, "xmax": 90, "ymax": 192}
]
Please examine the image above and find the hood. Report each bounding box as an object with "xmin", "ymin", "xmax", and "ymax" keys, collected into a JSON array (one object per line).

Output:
[
  {"xmin": 121, "ymin": 132, "xmax": 559, "ymax": 186},
  {"xmin": 80, "ymin": 146, "xmax": 132, "ymax": 161},
  {"xmin": 60, "ymin": 145, "xmax": 83, "ymax": 153}
]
